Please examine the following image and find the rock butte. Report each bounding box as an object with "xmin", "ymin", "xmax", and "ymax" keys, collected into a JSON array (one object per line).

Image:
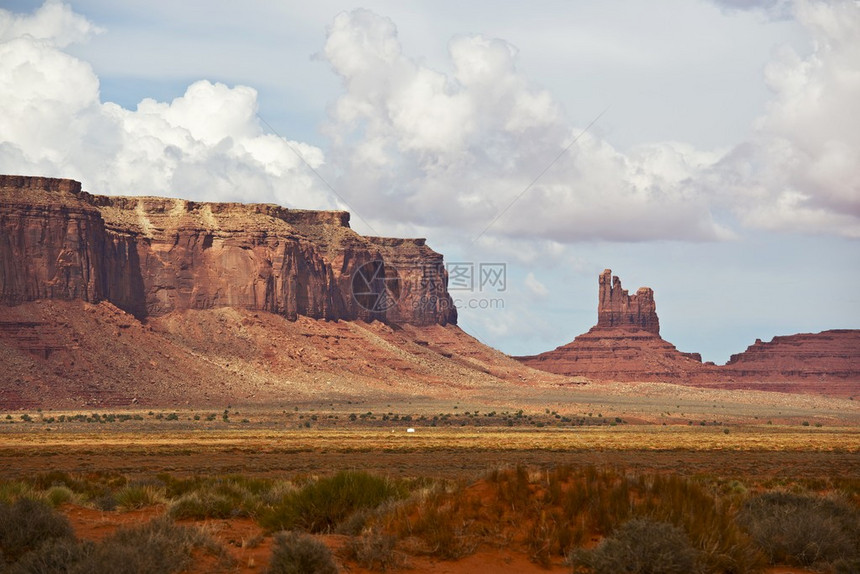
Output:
[
  {"xmin": 1, "ymin": 175, "xmax": 858, "ymax": 406},
  {"xmin": 518, "ymin": 270, "xmax": 860, "ymax": 396}
]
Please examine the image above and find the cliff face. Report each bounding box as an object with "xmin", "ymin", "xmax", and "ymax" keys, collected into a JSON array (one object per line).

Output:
[
  {"xmin": 0, "ymin": 175, "xmax": 456, "ymax": 326},
  {"xmin": 715, "ymin": 330, "xmax": 860, "ymax": 381},
  {"xmin": 597, "ymin": 269, "xmax": 660, "ymax": 335}
]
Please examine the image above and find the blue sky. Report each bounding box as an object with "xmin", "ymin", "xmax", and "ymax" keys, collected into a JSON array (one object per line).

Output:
[{"xmin": 1, "ymin": 0, "xmax": 858, "ymax": 362}]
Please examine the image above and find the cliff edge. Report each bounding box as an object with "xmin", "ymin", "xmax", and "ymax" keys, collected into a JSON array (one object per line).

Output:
[{"xmin": 0, "ymin": 175, "xmax": 456, "ymax": 326}]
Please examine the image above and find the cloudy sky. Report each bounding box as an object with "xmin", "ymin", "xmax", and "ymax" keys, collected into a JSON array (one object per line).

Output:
[{"xmin": 1, "ymin": 0, "xmax": 858, "ymax": 363}]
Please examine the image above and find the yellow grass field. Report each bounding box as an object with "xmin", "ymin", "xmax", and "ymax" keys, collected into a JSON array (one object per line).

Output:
[{"xmin": 2, "ymin": 425, "xmax": 858, "ymax": 480}]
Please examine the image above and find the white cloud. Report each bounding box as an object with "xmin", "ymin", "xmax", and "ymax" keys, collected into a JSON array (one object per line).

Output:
[
  {"xmin": 322, "ymin": 9, "xmax": 731, "ymax": 243},
  {"xmin": 324, "ymin": 4, "xmax": 859, "ymax": 243},
  {"xmin": 0, "ymin": 2, "xmax": 333, "ymax": 209},
  {"xmin": 708, "ymin": 0, "xmax": 793, "ymax": 18},
  {"xmin": 524, "ymin": 272, "xmax": 549, "ymax": 297},
  {"xmin": 0, "ymin": 1, "xmax": 102, "ymax": 47},
  {"xmin": 711, "ymin": 0, "xmax": 860, "ymax": 238},
  {"xmin": 1, "ymin": 1, "xmax": 856, "ymax": 243}
]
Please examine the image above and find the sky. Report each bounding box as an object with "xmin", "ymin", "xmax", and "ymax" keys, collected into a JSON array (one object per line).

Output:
[{"xmin": 1, "ymin": 0, "xmax": 858, "ymax": 363}]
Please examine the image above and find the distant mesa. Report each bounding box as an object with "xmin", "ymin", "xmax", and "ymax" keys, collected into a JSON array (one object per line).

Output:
[{"xmin": 519, "ymin": 269, "xmax": 860, "ymax": 396}]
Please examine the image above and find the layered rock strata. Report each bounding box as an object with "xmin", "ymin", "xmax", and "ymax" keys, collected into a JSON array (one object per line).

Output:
[
  {"xmin": 520, "ymin": 270, "xmax": 700, "ymax": 381},
  {"xmin": 711, "ymin": 330, "xmax": 860, "ymax": 382},
  {"xmin": 519, "ymin": 269, "xmax": 859, "ymax": 393},
  {"xmin": 597, "ymin": 269, "xmax": 660, "ymax": 335},
  {"xmin": 0, "ymin": 175, "xmax": 456, "ymax": 326}
]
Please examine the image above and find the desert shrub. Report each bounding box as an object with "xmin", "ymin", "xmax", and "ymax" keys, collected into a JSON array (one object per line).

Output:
[
  {"xmin": 7, "ymin": 538, "xmax": 93, "ymax": 574},
  {"xmin": 488, "ymin": 465, "xmax": 532, "ymax": 511},
  {"xmin": 69, "ymin": 516, "xmax": 230, "ymax": 574},
  {"xmin": 344, "ymin": 532, "xmax": 404, "ymax": 571},
  {"xmin": 266, "ymin": 531, "xmax": 338, "ymax": 574},
  {"xmin": 261, "ymin": 480, "xmax": 298, "ymax": 507},
  {"xmin": 569, "ymin": 518, "xmax": 697, "ymax": 574},
  {"xmin": 168, "ymin": 491, "xmax": 236, "ymax": 520},
  {"xmin": 737, "ymin": 491, "xmax": 860, "ymax": 569},
  {"xmin": 637, "ymin": 473, "xmax": 764, "ymax": 573},
  {"xmin": 391, "ymin": 487, "xmax": 479, "ymax": 560},
  {"xmin": 113, "ymin": 483, "xmax": 165, "ymax": 510},
  {"xmin": 260, "ymin": 471, "xmax": 406, "ymax": 533},
  {"xmin": 155, "ymin": 474, "xmax": 210, "ymax": 498},
  {"xmin": 527, "ymin": 508, "xmax": 587, "ymax": 568},
  {"xmin": 44, "ymin": 486, "xmax": 75, "ymax": 508},
  {"xmin": 162, "ymin": 475, "xmax": 272, "ymax": 519},
  {"xmin": 0, "ymin": 498, "xmax": 75, "ymax": 564},
  {"xmin": 92, "ymin": 493, "xmax": 117, "ymax": 511},
  {"xmin": 0, "ymin": 481, "xmax": 37, "ymax": 506},
  {"xmin": 28, "ymin": 472, "xmax": 76, "ymax": 493},
  {"xmin": 335, "ymin": 507, "xmax": 375, "ymax": 536},
  {"xmin": 6, "ymin": 516, "xmax": 229, "ymax": 574},
  {"xmin": 2, "ymin": 471, "xmax": 127, "ymax": 510}
]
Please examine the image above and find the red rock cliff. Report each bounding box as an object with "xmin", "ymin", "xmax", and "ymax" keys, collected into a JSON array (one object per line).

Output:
[
  {"xmin": 0, "ymin": 175, "xmax": 456, "ymax": 326},
  {"xmin": 597, "ymin": 269, "xmax": 659, "ymax": 335}
]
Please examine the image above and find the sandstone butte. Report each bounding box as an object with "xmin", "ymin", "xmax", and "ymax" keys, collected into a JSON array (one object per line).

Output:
[{"xmin": 517, "ymin": 269, "xmax": 860, "ymax": 396}]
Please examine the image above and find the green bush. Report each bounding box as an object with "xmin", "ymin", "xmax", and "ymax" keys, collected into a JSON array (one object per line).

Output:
[
  {"xmin": 44, "ymin": 486, "xmax": 75, "ymax": 508},
  {"xmin": 165, "ymin": 476, "xmax": 266, "ymax": 519},
  {"xmin": 738, "ymin": 491, "xmax": 860, "ymax": 569},
  {"xmin": 0, "ymin": 481, "xmax": 37, "ymax": 506},
  {"xmin": 260, "ymin": 471, "xmax": 405, "ymax": 533},
  {"xmin": 113, "ymin": 484, "xmax": 165, "ymax": 510},
  {"xmin": 27, "ymin": 471, "xmax": 126, "ymax": 504},
  {"xmin": 0, "ymin": 498, "xmax": 76, "ymax": 564},
  {"xmin": 266, "ymin": 531, "xmax": 338, "ymax": 574},
  {"xmin": 569, "ymin": 518, "xmax": 697, "ymax": 574}
]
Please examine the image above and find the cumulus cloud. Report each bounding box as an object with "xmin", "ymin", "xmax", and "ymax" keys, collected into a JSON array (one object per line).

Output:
[
  {"xmin": 1, "ymin": 1, "xmax": 856, "ymax": 243},
  {"xmin": 322, "ymin": 4, "xmax": 859, "ymax": 242},
  {"xmin": 0, "ymin": 2, "xmax": 333, "ymax": 208},
  {"xmin": 322, "ymin": 9, "xmax": 730, "ymax": 243},
  {"xmin": 0, "ymin": 0, "xmax": 101, "ymax": 47},
  {"xmin": 710, "ymin": 0, "xmax": 860, "ymax": 237}
]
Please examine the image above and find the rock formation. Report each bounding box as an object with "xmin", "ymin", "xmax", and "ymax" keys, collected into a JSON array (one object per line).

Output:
[
  {"xmin": 518, "ymin": 269, "xmax": 860, "ymax": 395},
  {"xmin": 518, "ymin": 270, "xmax": 701, "ymax": 381},
  {"xmin": 0, "ymin": 175, "xmax": 456, "ymax": 326},
  {"xmin": 597, "ymin": 269, "xmax": 660, "ymax": 335},
  {"xmin": 704, "ymin": 330, "xmax": 860, "ymax": 390}
]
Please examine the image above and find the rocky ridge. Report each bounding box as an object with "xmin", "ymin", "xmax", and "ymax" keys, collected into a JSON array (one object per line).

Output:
[{"xmin": 519, "ymin": 270, "xmax": 860, "ymax": 396}]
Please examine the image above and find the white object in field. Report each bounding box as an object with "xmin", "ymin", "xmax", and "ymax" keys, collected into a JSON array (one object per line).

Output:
[{"xmin": 406, "ymin": 428, "xmax": 415, "ymax": 433}]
